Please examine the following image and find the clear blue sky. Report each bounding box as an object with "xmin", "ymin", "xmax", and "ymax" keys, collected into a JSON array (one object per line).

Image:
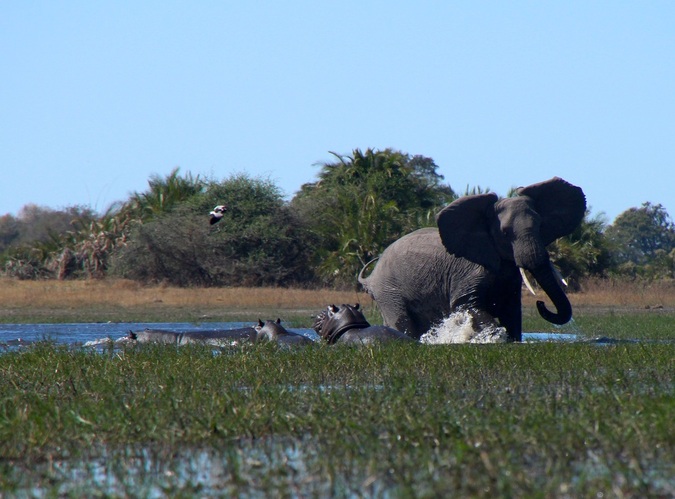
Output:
[{"xmin": 2, "ymin": 2, "xmax": 673, "ymax": 223}]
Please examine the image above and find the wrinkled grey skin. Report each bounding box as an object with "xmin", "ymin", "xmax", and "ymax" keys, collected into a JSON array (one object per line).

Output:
[
  {"xmin": 313, "ymin": 303, "xmax": 415, "ymax": 345},
  {"xmin": 358, "ymin": 177, "xmax": 586, "ymax": 342},
  {"xmin": 254, "ymin": 318, "xmax": 315, "ymax": 345},
  {"xmin": 126, "ymin": 320, "xmax": 314, "ymax": 346},
  {"xmin": 125, "ymin": 327, "xmax": 256, "ymax": 346}
]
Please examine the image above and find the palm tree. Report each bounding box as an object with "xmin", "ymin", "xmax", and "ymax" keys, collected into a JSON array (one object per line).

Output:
[
  {"xmin": 292, "ymin": 148, "xmax": 456, "ymax": 286},
  {"xmin": 127, "ymin": 167, "xmax": 205, "ymax": 220},
  {"xmin": 548, "ymin": 210, "xmax": 612, "ymax": 286}
]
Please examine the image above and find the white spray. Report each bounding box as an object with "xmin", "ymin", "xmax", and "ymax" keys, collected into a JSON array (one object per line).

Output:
[{"xmin": 420, "ymin": 309, "xmax": 509, "ymax": 344}]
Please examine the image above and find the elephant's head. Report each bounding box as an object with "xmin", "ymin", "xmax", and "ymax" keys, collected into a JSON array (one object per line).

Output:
[{"xmin": 436, "ymin": 177, "xmax": 586, "ymax": 325}]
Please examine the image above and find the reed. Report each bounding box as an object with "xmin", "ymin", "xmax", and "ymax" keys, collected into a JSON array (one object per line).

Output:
[
  {"xmin": 0, "ymin": 278, "xmax": 373, "ymax": 324},
  {"xmin": 1, "ymin": 276, "xmax": 673, "ymax": 496},
  {"xmin": 2, "ymin": 277, "xmax": 674, "ymax": 325},
  {"xmin": 3, "ymin": 277, "xmax": 673, "ymax": 309},
  {"xmin": 0, "ymin": 340, "xmax": 672, "ymax": 497},
  {"xmin": 521, "ymin": 277, "xmax": 675, "ymax": 310},
  {"xmin": 577, "ymin": 277, "xmax": 675, "ymax": 308},
  {"xmin": 0, "ymin": 277, "xmax": 371, "ymax": 308}
]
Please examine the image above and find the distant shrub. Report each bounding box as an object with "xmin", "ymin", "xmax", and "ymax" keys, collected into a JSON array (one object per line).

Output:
[{"xmin": 109, "ymin": 174, "xmax": 315, "ymax": 286}]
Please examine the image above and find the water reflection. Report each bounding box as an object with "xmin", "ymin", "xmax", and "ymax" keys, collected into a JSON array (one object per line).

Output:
[
  {"xmin": 7, "ymin": 434, "xmax": 672, "ymax": 498},
  {"xmin": 7, "ymin": 438, "xmax": 383, "ymax": 498}
]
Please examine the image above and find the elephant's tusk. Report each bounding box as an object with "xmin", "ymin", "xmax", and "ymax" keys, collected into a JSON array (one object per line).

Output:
[
  {"xmin": 551, "ymin": 263, "xmax": 568, "ymax": 288},
  {"xmin": 520, "ymin": 268, "xmax": 537, "ymax": 295}
]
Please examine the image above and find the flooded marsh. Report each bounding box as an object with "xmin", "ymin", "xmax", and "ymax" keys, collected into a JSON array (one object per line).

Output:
[
  {"xmin": 0, "ymin": 279, "xmax": 673, "ymax": 496},
  {"xmin": 1, "ymin": 336, "xmax": 673, "ymax": 497}
]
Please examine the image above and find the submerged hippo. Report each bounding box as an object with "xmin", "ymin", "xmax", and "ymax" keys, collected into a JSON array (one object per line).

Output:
[
  {"xmin": 125, "ymin": 320, "xmax": 315, "ymax": 347},
  {"xmin": 125, "ymin": 327, "xmax": 257, "ymax": 346},
  {"xmin": 313, "ymin": 303, "xmax": 414, "ymax": 345},
  {"xmin": 254, "ymin": 318, "xmax": 315, "ymax": 346}
]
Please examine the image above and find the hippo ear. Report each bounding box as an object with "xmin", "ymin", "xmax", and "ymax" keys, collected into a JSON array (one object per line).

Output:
[
  {"xmin": 354, "ymin": 303, "xmax": 360, "ymax": 310},
  {"xmin": 258, "ymin": 319, "xmax": 264, "ymax": 327},
  {"xmin": 329, "ymin": 304, "xmax": 339, "ymax": 313},
  {"xmin": 275, "ymin": 318, "xmax": 281, "ymax": 324}
]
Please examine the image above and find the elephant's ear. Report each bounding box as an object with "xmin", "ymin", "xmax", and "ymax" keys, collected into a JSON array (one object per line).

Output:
[
  {"xmin": 436, "ymin": 193, "xmax": 501, "ymax": 272},
  {"xmin": 517, "ymin": 177, "xmax": 587, "ymax": 246}
]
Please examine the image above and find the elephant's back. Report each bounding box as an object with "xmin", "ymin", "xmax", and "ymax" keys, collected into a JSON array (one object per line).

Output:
[
  {"xmin": 383, "ymin": 227, "xmax": 442, "ymax": 252},
  {"xmin": 382, "ymin": 228, "xmax": 451, "ymax": 263},
  {"xmin": 377, "ymin": 227, "xmax": 456, "ymax": 283}
]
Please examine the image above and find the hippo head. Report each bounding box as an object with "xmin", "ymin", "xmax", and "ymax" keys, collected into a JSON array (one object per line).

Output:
[
  {"xmin": 255, "ymin": 318, "xmax": 286, "ymax": 342},
  {"xmin": 313, "ymin": 303, "xmax": 371, "ymax": 344}
]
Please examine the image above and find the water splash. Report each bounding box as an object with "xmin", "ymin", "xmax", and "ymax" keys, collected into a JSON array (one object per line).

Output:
[
  {"xmin": 561, "ymin": 317, "xmax": 584, "ymax": 336},
  {"xmin": 420, "ymin": 310, "xmax": 509, "ymax": 344}
]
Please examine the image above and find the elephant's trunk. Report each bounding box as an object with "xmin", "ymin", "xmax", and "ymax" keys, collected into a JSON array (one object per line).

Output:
[
  {"xmin": 513, "ymin": 235, "xmax": 573, "ymax": 326},
  {"xmin": 529, "ymin": 262, "xmax": 573, "ymax": 325}
]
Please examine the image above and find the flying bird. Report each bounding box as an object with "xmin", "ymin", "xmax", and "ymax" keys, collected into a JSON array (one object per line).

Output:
[{"xmin": 209, "ymin": 205, "xmax": 227, "ymax": 225}]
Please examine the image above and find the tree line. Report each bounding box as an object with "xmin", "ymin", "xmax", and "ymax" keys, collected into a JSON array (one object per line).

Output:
[{"xmin": 1, "ymin": 148, "xmax": 673, "ymax": 288}]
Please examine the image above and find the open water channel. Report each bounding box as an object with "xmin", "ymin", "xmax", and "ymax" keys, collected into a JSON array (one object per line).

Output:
[
  {"xmin": 0, "ymin": 318, "xmax": 581, "ymax": 349},
  {"xmin": 0, "ymin": 321, "xmax": 316, "ymax": 349}
]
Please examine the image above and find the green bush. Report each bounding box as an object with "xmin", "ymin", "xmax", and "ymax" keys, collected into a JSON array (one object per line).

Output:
[{"xmin": 110, "ymin": 173, "xmax": 315, "ymax": 286}]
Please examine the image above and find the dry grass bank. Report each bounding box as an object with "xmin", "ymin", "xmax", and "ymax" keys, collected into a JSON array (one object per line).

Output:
[
  {"xmin": 0, "ymin": 278, "xmax": 372, "ymax": 323},
  {"xmin": 1, "ymin": 277, "xmax": 673, "ymax": 323},
  {"xmin": 0, "ymin": 278, "xmax": 370, "ymax": 308},
  {"xmin": 522, "ymin": 278, "xmax": 675, "ymax": 311}
]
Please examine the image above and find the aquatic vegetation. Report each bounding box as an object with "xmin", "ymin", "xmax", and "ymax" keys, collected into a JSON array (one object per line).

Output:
[
  {"xmin": 0, "ymin": 338, "xmax": 672, "ymax": 497},
  {"xmin": 0, "ymin": 279, "xmax": 672, "ymax": 495}
]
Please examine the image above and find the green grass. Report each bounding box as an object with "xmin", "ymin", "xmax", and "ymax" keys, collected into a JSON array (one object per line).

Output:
[
  {"xmin": 1, "ymin": 336, "xmax": 673, "ymax": 497},
  {"xmin": 523, "ymin": 309, "xmax": 675, "ymax": 341}
]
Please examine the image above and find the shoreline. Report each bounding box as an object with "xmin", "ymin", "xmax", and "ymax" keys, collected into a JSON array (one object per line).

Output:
[{"xmin": 1, "ymin": 277, "xmax": 673, "ymax": 325}]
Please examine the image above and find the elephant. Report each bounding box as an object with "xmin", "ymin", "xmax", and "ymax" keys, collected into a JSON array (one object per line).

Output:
[
  {"xmin": 254, "ymin": 318, "xmax": 315, "ymax": 345},
  {"xmin": 357, "ymin": 177, "xmax": 586, "ymax": 342},
  {"xmin": 313, "ymin": 303, "xmax": 415, "ymax": 345}
]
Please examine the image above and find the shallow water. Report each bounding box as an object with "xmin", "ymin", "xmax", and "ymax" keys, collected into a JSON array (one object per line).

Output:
[
  {"xmin": 421, "ymin": 310, "xmax": 510, "ymax": 343},
  {"xmin": 4, "ymin": 438, "xmax": 390, "ymax": 498},
  {"xmin": 0, "ymin": 320, "xmax": 581, "ymax": 349},
  {"xmin": 7, "ymin": 437, "xmax": 674, "ymax": 498},
  {"xmin": 0, "ymin": 321, "xmax": 319, "ymax": 349},
  {"xmin": 420, "ymin": 310, "xmax": 587, "ymax": 344}
]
